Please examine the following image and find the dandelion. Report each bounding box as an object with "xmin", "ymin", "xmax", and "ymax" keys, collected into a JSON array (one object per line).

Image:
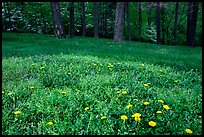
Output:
[
  {"xmin": 84, "ymin": 107, "xmax": 89, "ymax": 111},
  {"xmin": 121, "ymin": 115, "xmax": 128, "ymax": 121},
  {"xmin": 116, "ymin": 91, "xmax": 121, "ymax": 94},
  {"xmin": 132, "ymin": 113, "xmax": 141, "ymax": 118},
  {"xmin": 47, "ymin": 122, "xmax": 53, "ymax": 126},
  {"xmin": 149, "ymin": 121, "xmax": 156, "ymax": 127},
  {"xmin": 163, "ymin": 105, "xmax": 170, "ymax": 110},
  {"xmin": 134, "ymin": 117, "xmax": 141, "ymax": 121},
  {"xmin": 122, "ymin": 91, "xmax": 128, "ymax": 95},
  {"xmin": 141, "ymin": 63, "xmax": 145, "ymax": 67},
  {"xmin": 60, "ymin": 91, "xmax": 66, "ymax": 95},
  {"xmin": 93, "ymin": 63, "xmax": 97, "ymax": 66},
  {"xmin": 143, "ymin": 102, "xmax": 149, "ymax": 105},
  {"xmin": 156, "ymin": 111, "xmax": 162, "ymax": 114},
  {"xmin": 144, "ymin": 84, "xmax": 148, "ymax": 87},
  {"xmin": 158, "ymin": 100, "xmax": 164, "ymax": 103},
  {"xmin": 185, "ymin": 129, "xmax": 193, "ymax": 134},
  {"xmin": 126, "ymin": 104, "xmax": 133, "ymax": 109},
  {"xmin": 101, "ymin": 116, "xmax": 107, "ymax": 120},
  {"xmin": 14, "ymin": 111, "xmax": 21, "ymax": 115}
]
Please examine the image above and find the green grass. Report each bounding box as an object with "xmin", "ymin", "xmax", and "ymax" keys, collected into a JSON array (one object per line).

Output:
[{"xmin": 2, "ymin": 32, "xmax": 202, "ymax": 135}]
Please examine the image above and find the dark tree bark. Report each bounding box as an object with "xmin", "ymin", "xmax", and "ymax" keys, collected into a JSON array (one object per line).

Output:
[
  {"xmin": 93, "ymin": 2, "xmax": 98, "ymax": 38},
  {"xmin": 81, "ymin": 2, "xmax": 86, "ymax": 36},
  {"xmin": 69, "ymin": 2, "xmax": 75, "ymax": 38},
  {"xmin": 173, "ymin": 2, "xmax": 179, "ymax": 45},
  {"xmin": 156, "ymin": 2, "xmax": 161, "ymax": 44},
  {"xmin": 50, "ymin": 2, "xmax": 65, "ymax": 38},
  {"xmin": 187, "ymin": 2, "xmax": 199, "ymax": 47},
  {"xmin": 138, "ymin": 2, "xmax": 142, "ymax": 41},
  {"xmin": 126, "ymin": 2, "xmax": 131, "ymax": 41},
  {"xmin": 114, "ymin": 2, "xmax": 125, "ymax": 42}
]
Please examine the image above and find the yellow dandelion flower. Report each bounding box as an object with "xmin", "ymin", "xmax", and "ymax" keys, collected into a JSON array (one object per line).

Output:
[
  {"xmin": 101, "ymin": 116, "xmax": 107, "ymax": 120},
  {"xmin": 143, "ymin": 102, "xmax": 149, "ymax": 105},
  {"xmin": 84, "ymin": 107, "xmax": 89, "ymax": 111},
  {"xmin": 121, "ymin": 115, "xmax": 128, "ymax": 121},
  {"xmin": 134, "ymin": 117, "xmax": 141, "ymax": 121},
  {"xmin": 60, "ymin": 91, "xmax": 66, "ymax": 95},
  {"xmin": 141, "ymin": 63, "xmax": 145, "ymax": 67},
  {"xmin": 185, "ymin": 129, "xmax": 193, "ymax": 134},
  {"xmin": 47, "ymin": 122, "xmax": 53, "ymax": 125},
  {"xmin": 156, "ymin": 111, "xmax": 162, "ymax": 114},
  {"xmin": 158, "ymin": 100, "xmax": 164, "ymax": 103},
  {"xmin": 93, "ymin": 63, "xmax": 97, "ymax": 66},
  {"xmin": 132, "ymin": 113, "xmax": 141, "ymax": 118},
  {"xmin": 126, "ymin": 104, "xmax": 133, "ymax": 109},
  {"xmin": 149, "ymin": 121, "xmax": 156, "ymax": 127},
  {"xmin": 14, "ymin": 111, "xmax": 21, "ymax": 115},
  {"xmin": 122, "ymin": 91, "xmax": 128, "ymax": 95},
  {"xmin": 144, "ymin": 84, "xmax": 148, "ymax": 87},
  {"xmin": 116, "ymin": 91, "xmax": 121, "ymax": 94},
  {"xmin": 163, "ymin": 105, "xmax": 170, "ymax": 110}
]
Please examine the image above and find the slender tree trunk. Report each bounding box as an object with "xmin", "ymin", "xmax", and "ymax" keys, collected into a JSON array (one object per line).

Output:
[
  {"xmin": 69, "ymin": 2, "xmax": 75, "ymax": 38},
  {"xmin": 6, "ymin": 2, "xmax": 12, "ymax": 31},
  {"xmin": 81, "ymin": 2, "xmax": 86, "ymax": 36},
  {"xmin": 50, "ymin": 2, "xmax": 65, "ymax": 38},
  {"xmin": 173, "ymin": 2, "xmax": 179, "ymax": 45},
  {"xmin": 156, "ymin": 2, "xmax": 161, "ymax": 44},
  {"xmin": 113, "ymin": 2, "xmax": 125, "ymax": 42},
  {"xmin": 126, "ymin": 2, "xmax": 131, "ymax": 41},
  {"xmin": 186, "ymin": 2, "xmax": 193, "ymax": 46},
  {"xmin": 190, "ymin": 2, "xmax": 199, "ymax": 47},
  {"xmin": 93, "ymin": 2, "xmax": 98, "ymax": 38},
  {"xmin": 147, "ymin": 3, "xmax": 152, "ymax": 29},
  {"xmin": 138, "ymin": 2, "xmax": 142, "ymax": 41}
]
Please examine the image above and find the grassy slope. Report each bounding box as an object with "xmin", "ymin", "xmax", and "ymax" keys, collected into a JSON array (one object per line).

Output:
[{"xmin": 2, "ymin": 32, "xmax": 202, "ymax": 135}]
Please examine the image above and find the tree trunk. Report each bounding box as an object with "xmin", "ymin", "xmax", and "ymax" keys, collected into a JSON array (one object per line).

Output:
[
  {"xmin": 81, "ymin": 2, "xmax": 86, "ymax": 36},
  {"xmin": 186, "ymin": 2, "xmax": 193, "ymax": 46},
  {"xmin": 138, "ymin": 2, "xmax": 142, "ymax": 41},
  {"xmin": 50, "ymin": 2, "xmax": 65, "ymax": 38},
  {"xmin": 126, "ymin": 2, "xmax": 131, "ymax": 41},
  {"xmin": 69, "ymin": 2, "xmax": 75, "ymax": 38},
  {"xmin": 147, "ymin": 3, "xmax": 152, "ymax": 29},
  {"xmin": 114, "ymin": 2, "xmax": 125, "ymax": 42},
  {"xmin": 156, "ymin": 2, "xmax": 161, "ymax": 44},
  {"xmin": 93, "ymin": 2, "xmax": 98, "ymax": 38},
  {"xmin": 190, "ymin": 2, "xmax": 199, "ymax": 47},
  {"xmin": 173, "ymin": 2, "xmax": 179, "ymax": 45}
]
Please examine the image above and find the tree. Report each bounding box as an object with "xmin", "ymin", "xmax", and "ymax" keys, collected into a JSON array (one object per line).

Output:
[
  {"xmin": 187, "ymin": 2, "xmax": 199, "ymax": 47},
  {"xmin": 126, "ymin": 2, "xmax": 131, "ymax": 41},
  {"xmin": 138, "ymin": 2, "xmax": 142, "ymax": 41},
  {"xmin": 50, "ymin": 2, "xmax": 65, "ymax": 38},
  {"xmin": 93, "ymin": 2, "xmax": 98, "ymax": 38},
  {"xmin": 113, "ymin": 2, "xmax": 125, "ymax": 42},
  {"xmin": 173, "ymin": 2, "xmax": 179, "ymax": 45},
  {"xmin": 156, "ymin": 2, "xmax": 161, "ymax": 44},
  {"xmin": 81, "ymin": 2, "xmax": 86, "ymax": 36},
  {"xmin": 69, "ymin": 2, "xmax": 75, "ymax": 38}
]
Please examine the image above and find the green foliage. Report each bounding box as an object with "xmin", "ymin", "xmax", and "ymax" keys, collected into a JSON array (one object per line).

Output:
[{"xmin": 2, "ymin": 33, "xmax": 202, "ymax": 135}]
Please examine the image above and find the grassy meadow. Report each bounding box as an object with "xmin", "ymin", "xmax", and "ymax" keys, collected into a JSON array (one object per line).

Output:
[{"xmin": 2, "ymin": 32, "xmax": 202, "ymax": 135}]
